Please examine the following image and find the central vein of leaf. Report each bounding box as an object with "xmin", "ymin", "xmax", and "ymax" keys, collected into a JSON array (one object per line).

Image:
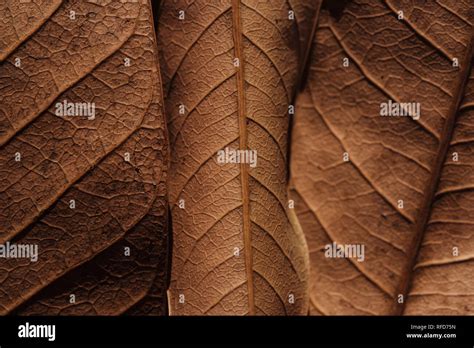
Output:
[{"xmin": 232, "ymin": 0, "xmax": 255, "ymax": 315}]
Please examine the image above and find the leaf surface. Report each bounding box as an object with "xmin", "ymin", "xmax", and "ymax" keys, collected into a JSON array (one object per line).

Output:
[
  {"xmin": 0, "ymin": 0, "xmax": 169, "ymax": 315},
  {"xmin": 290, "ymin": 0, "xmax": 474, "ymax": 315},
  {"xmin": 0, "ymin": 0, "xmax": 62, "ymax": 61},
  {"xmin": 158, "ymin": 0, "xmax": 318, "ymax": 315}
]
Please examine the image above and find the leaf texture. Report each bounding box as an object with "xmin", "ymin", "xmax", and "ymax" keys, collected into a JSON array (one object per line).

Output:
[
  {"xmin": 0, "ymin": 0, "xmax": 169, "ymax": 315},
  {"xmin": 290, "ymin": 0, "xmax": 474, "ymax": 315},
  {"xmin": 158, "ymin": 0, "xmax": 319, "ymax": 315},
  {"xmin": 0, "ymin": 0, "xmax": 62, "ymax": 62}
]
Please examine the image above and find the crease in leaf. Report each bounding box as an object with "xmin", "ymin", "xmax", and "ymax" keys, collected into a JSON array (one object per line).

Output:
[{"xmin": 159, "ymin": 0, "xmax": 315, "ymax": 316}]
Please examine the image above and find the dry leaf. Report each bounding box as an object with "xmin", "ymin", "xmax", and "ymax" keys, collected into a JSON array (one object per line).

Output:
[
  {"xmin": 0, "ymin": 0, "xmax": 169, "ymax": 315},
  {"xmin": 158, "ymin": 0, "xmax": 319, "ymax": 315},
  {"xmin": 290, "ymin": 0, "xmax": 474, "ymax": 315}
]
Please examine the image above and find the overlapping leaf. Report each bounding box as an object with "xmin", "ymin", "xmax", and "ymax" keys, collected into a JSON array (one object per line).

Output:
[{"xmin": 290, "ymin": 0, "xmax": 474, "ymax": 315}]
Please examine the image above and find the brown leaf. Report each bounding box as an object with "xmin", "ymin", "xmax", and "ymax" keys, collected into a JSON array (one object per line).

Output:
[
  {"xmin": 290, "ymin": 0, "xmax": 474, "ymax": 315},
  {"xmin": 0, "ymin": 0, "xmax": 169, "ymax": 315},
  {"xmin": 158, "ymin": 0, "xmax": 317, "ymax": 315}
]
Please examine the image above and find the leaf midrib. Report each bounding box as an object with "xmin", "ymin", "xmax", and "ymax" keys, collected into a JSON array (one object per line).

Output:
[{"xmin": 231, "ymin": 0, "xmax": 255, "ymax": 315}]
